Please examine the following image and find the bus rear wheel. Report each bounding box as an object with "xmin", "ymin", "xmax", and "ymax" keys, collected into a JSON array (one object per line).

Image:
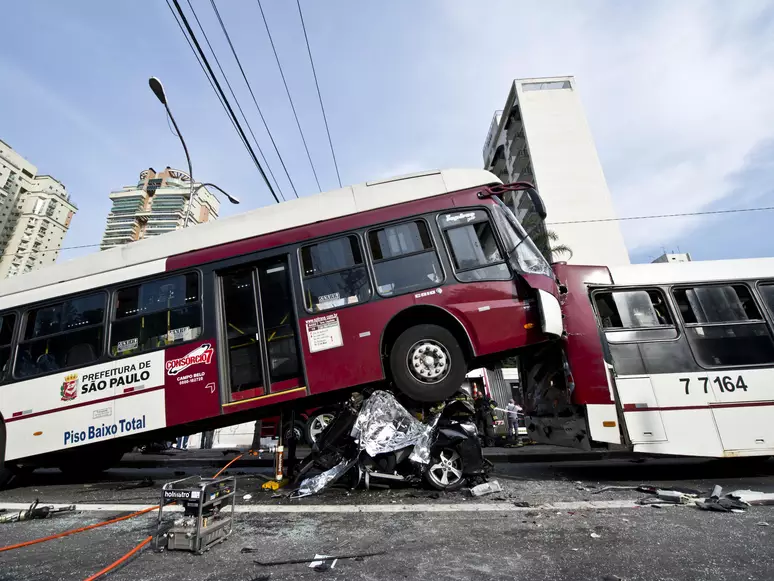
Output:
[{"xmin": 390, "ymin": 324, "xmax": 467, "ymax": 402}]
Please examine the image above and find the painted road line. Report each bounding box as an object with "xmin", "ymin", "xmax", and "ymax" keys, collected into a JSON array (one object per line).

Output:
[{"xmin": 0, "ymin": 499, "xmax": 674, "ymax": 514}]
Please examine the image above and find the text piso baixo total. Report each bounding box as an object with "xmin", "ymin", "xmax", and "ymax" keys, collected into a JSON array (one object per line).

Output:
[{"xmin": 64, "ymin": 415, "xmax": 147, "ymax": 446}]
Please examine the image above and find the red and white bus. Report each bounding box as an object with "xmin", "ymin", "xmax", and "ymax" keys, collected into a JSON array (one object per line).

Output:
[
  {"xmin": 0, "ymin": 168, "xmax": 561, "ymax": 482},
  {"xmin": 520, "ymin": 258, "xmax": 774, "ymax": 458}
]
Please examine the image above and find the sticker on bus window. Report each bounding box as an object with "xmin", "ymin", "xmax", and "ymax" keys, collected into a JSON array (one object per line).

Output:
[
  {"xmin": 167, "ymin": 327, "xmax": 191, "ymax": 342},
  {"xmin": 306, "ymin": 313, "xmax": 343, "ymax": 353},
  {"xmin": 117, "ymin": 338, "xmax": 138, "ymax": 353}
]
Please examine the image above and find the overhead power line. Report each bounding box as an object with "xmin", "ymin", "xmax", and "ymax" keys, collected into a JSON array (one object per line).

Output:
[
  {"xmin": 184, "ymin": 0, "xmax": 285, "ymax": 201},
  {"xmin": 4, "ymin": 204, "xmax": 774, "ymax": 259},
  {"xmin": 296, "ymin": 0, "xmax": 342, "ymax": 188},
  {"xmin": 209, "ymin": 0, "xmax": 300, "ymax": 199},
  {"xmin": 256, "ymin": 0, "xmax": 322, "ymax": 192},
  {"xmin": 546, "ymin": 205, "xmax": 774, "ymax": 225},
  {"xmin": 169, "ymin": 0, "xmax": 280, "ymax": 204},
  {"xmin": 166, "ymin": 0, "xmax": 248, "ymax": 152}
]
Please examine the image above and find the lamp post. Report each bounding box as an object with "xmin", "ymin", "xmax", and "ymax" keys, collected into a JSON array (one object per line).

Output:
[
  {"xmin": 148, "ymin": 77, "xmax": 196, "ymax": 227},
  {"xmin": 149, "ymin": 77, "xmax": 240, "ymax": 227}
]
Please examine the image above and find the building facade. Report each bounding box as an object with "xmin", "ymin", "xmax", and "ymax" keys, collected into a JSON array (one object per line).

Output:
[
  {"xmin": 100, "ymin": 167, "xmax": 220, "ymax": 250},
  {"xmin": 482, "ymin": 76, "xmax": 630, "ymax": 266},
  {"xmin": 0, "ymin": 139, "xmax": 76, "ymax": 278},
  {"xmin": 652, "ymin": 252, "xmax": 692, "ymax": 264}
]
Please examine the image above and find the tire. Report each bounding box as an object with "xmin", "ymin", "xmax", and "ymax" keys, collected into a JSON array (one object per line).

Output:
[
  {"xmin": 305, "ymin": 410, "xmax": 337, "ymax": 445},
  {"xmin": 389, "ymin": 324, "xmax": 467, "ymax": 402},
  {"xmin": 424, "ymin": 446, "xmax": 467, "ymax": 491},
  {"xmin": 283, "ymin": 421, "xmax": 307, "ymax": 445}
]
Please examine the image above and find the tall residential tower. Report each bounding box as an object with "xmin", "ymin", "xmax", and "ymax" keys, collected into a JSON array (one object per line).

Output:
[
  {"xmin": 483, "ymin": 76, "xmax": 629, "ymax": 265},
  {"xmin": 0, "ymin": 139, "xmax": 77, "ymax": 278},
  {"xmin": 101, "ymin": 167, "xmax": 220, "ymax": 250}
]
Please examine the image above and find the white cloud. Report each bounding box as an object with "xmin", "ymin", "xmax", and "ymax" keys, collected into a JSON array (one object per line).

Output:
[{"xmin": 430, "ymin": 0, "xmax": 774, "ymax": 254}]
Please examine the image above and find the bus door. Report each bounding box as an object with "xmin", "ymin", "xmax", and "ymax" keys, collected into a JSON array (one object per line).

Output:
[{"xmin": 218, "ymin": 256, "xmax": 304, "ymax": 405}]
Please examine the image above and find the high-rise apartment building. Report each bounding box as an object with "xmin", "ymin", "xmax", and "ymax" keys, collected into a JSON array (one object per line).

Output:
[
  {"xmin": 101, "ymin": 167, "xmax": 220, "ymax": 250},
  {"xmin": 652, "ymin": 252, "xmax": 692, "ymax": 264},
  {"xmin": 483, "ymin": 76, "xmax": 629, "ymax": 265},
  {"xmin": 0, "ymin": 139, "xmax": 77, "ymax": 278}
]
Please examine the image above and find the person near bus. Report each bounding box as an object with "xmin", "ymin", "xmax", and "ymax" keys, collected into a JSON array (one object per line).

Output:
[
  {"xmin": 506, "ymin": 399, "xmax": 520, "ymax": 440},
  {"xmin": 176, "ymin": 434, "xmax": 189, "ymax": 450},
  {"xmin": 474, "ymin": 390, "xmax": 497, "ymax": 447}
]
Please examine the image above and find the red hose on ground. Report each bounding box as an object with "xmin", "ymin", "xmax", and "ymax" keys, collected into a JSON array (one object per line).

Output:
[
  {"xmin": 0, "ymin": 451, "xmax": 245, "ymax": 554},
  {"xmin": 0, "ymin": 505, "xmax": 159, "ymax": 553},
  {"xmin": 83, "ymin": 535, "xmax": 152, "ymax": 581}
]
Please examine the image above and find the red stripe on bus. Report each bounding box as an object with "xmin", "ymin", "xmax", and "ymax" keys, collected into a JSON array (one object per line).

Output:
[
  {"xmin": 12, "ymin": 411, "xmax": 23, "ymax": 418},
  {"xmin": 4, "ymin": 385, "xmax": 165, "ymax": 423},
  {"xmin": 623, "ymin": 401, "xmax": 774, "ymax": 412}
]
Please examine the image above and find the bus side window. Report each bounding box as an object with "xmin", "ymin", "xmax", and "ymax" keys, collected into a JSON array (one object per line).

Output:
[
  {"xmin": 438, "ymin": 210, "xmax": 510, "ymax": 282},
  {"xmin": 593, "ymin": 289, "xmax": 676, "ymax": 342},
  {"xmin": 673, "ymin": 285, "xmax": 774, "ymax": 367},
  {"xmin": 15, "ymin": 293, "xmax": 105, "ymax": 379},
  {"xmin": 758, "ymin": 284, "xmax": 774, "ymax": 318},
  {"xmin": 0, "ymin": 313, "xmax": 16, "ymax": 381},
  {"xmin": 367, "ymin": 220, "xmax": 443, "ymax": 297},
  {"xmin": 300, "ymin": 235, "xmax": 371, "ymax": 312},
  {"xmin": 110, "ymin": 273, "xmax": 201, "ymax": 357}
]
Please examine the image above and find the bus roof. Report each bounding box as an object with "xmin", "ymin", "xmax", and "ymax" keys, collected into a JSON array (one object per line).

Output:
[
  {"xmin": 0, "ymin": 168, "xmax": 500, "ymax": 310},
  {"xmin": 609, "ymin": 257, "xmax": 774, "ymax": 286}
]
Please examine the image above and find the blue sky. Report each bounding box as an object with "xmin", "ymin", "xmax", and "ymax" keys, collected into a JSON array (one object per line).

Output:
[{"xmin": 1, "ymin": 0, "xmax": 773, "ymax": 264}]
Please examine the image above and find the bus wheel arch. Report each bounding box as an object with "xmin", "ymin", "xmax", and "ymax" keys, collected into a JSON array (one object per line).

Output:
[
  {"xmin": 0, "ymin": 415, "xmax": 12, "ymax": 489},
  {"xmin": 381, "ymin": 306, "xmax": 474, "ymax": 402}
]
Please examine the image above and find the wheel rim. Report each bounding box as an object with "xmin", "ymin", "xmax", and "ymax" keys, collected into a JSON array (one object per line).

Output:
[
  {"xmin": 309, "ymin": 413, "xmax": 335, "ymax": 443},
  {"xmin": 406, "ymin": 339, "xmax": 451, "ymax": 384},
  {"xmin": 426, "ymin": 448, "xmax": 463, "ymax": 488}
]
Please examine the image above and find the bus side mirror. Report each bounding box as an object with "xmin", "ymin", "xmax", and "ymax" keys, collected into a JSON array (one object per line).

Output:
[{"xmin": 526, "ymin": 187, "xmax": 547, "ymax": 220}]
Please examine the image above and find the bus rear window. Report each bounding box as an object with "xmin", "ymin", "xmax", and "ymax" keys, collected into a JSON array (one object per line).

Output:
[
  {"xmin": 111, "ymin": 273, "xmax": 201, "ymax": 357},
  {"xmin": 15, "ymin": 293, "xmax": 105, "ymax": 378},
  {"xmin": 300, "ymin": 235, "xmax": 371, "ymax": 312}
]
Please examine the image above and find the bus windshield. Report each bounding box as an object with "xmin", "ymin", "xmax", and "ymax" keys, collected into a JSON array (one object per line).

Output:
[{"xmin": 491, "ymin": 196, "xmax": 552, "ymax": 278}]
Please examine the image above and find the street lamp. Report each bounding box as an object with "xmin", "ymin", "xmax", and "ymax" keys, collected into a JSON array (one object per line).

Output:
[
  {"xmin": 148, "ymin": 77, "xmax": 195, "ymax": 227},
  {"xmin": 194, "ymin": 183, "xmax": 240, "ymax": 205}
]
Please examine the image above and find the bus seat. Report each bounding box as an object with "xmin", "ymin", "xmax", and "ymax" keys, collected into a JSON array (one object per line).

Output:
[{"xmin": 65, "ymin": 343, "xmax": 97, "ymax": 367}]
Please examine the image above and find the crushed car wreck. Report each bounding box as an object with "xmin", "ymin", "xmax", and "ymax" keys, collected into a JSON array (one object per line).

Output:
[{"xmin": 294, "ymin": 390, "xmax": 491, "ymax": 497}]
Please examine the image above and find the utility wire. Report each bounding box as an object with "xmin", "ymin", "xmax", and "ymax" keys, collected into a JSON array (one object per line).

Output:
[
  {"xmin": 256, "ymin": 0, "xmax": 322, "ymax": 192},
  {"xmin": 296, "ymin": 0, "xmax": 341, "ymax": 188},
  {"xmin": 546, "ymin": 205, "xmax": 774, "ymax": 225},
  {"xmin": 170, "ymin": 0, "xmax": 280, "ymax": 204},
  {"xmin": 166, "ymin": 0, "xmax": 251, "ymax": 157},
  {"xmin": 184, "ymin": 0, "xmax": 285, "ymax": 201},
  {"xmin": 209, "ymin": 0, "xmax": 300, "ymax": 199},
  {"xmin": 4, "ymin": 205, "xmax": 774, "ymax": 259}
]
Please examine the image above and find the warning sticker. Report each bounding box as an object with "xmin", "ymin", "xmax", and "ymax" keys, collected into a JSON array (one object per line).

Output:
[{"xmin": 305, "ymin": 313, "xmax": 344, "ymax": 353}]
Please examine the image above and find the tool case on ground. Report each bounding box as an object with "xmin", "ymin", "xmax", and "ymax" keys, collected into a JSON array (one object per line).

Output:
[{"xmin": 153, "ymin": 475, "xmax": 236, "ymax": 554}]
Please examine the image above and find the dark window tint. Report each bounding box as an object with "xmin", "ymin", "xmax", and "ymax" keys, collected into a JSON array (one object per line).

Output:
[
  {"xmin": 16, "ymin": 294, "xmax": 105, "ymax": 378},
  {"xmin": 595, "ymin": 290, "xmax": 672, "ymax": 329},
  {"xmin": 443, "ymin": 214, "xmax": 509, "ymax": 282},
  {"xmin": 301, "ymin": 236, "xmax": 371, "ymax": 312},
  {"xmin": 111, "ymin": 273, "xmax": 201, "ymax": 357},
  {"xmin": 24, "ymin": 293, "xmax": 105, "ymax": 340},
  {"xmin": 368, "ymin": 221, "xmax": 442, "ymax": 296},
  {"xmin": 301, "ymin": 236, "xmax": 362, "ymax": 276},
  {"xmin": 757, "ymin": 284, "xmax": 774, "ymax": 316},
  {"xmin": 673, "ymin": 284, "xmax": 774, "ymax": 367},
  {"xmin": 0, "ymin": 313, "xmax": 16, "ymax": 380}
]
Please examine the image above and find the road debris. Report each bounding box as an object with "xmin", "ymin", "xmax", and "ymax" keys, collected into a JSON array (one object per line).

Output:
[
  {"xmin": 115, "ymin": 476, "xmax": 155, "ymax": 491},
  {"xmin": 309, "ymin": 555, "xmax": 337, "ymax": 571},
  {"xmin": 243, "ymin": 494, "xmax": 253, "ymax": 501},
  {"xmin": 727, "ymin": 490, "xmax": 774, "ymax": 506},
  {"xmin": 254, "ymin": 551, "xmax": 386, "ymax": 566},
  {"xmin": 695, "ymin": 484, "xmax": 749, "ymax": 513},
  {"xmin": 470, "ymin": 480, "xmax": 502, "ymax": 497},
  {"xmin": 590, "ymin": 532, "xmax": 601, "ymax": 539},
  {"xmin": 756, "ymin": 522, "xmax": 770, "ymax": 527}
]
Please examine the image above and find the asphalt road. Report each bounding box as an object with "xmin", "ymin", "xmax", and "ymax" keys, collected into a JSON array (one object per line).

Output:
[{"xmin": 1, "ymin": 456, "xmax": 773, "ymax": 580}]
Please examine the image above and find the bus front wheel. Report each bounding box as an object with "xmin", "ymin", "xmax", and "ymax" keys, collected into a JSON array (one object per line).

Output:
[{"xmin": 390, "ymin": 324, "xmax": 467, "ymax": 402}]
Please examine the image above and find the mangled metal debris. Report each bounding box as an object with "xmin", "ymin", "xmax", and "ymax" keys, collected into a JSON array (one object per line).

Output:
[{"xmin": 294, "ymin": 390, "xmax": 488, "ymax": 497}]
